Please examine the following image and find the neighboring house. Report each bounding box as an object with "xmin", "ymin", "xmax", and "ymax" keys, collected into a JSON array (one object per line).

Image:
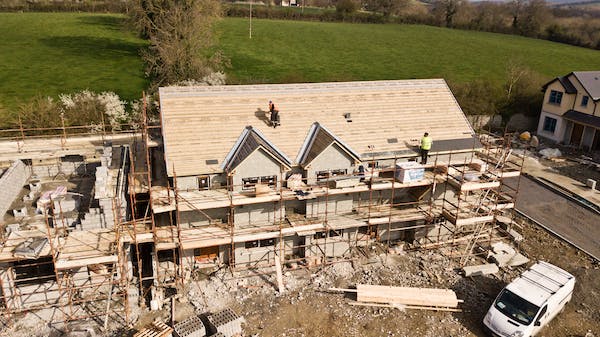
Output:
[{"xmin": 537, "ymin": 71, "xmax": 600, "ymax": 151}]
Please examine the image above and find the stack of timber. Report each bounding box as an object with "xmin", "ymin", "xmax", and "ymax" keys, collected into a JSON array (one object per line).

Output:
[
  {"xmin": 133, "ymin": 320, "xmax": 174, "ymax": 337},
  {"xmin": 331, "ymin": 284, "xmax": 462, "ymax": 312}
]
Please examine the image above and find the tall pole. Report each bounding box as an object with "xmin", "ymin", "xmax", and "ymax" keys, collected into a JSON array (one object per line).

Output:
[{"xmin": 249, "ymin": 0, "xmax": 253, "ymax": 39}]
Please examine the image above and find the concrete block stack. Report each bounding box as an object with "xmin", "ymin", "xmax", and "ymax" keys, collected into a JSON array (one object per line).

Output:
[
  {"xmin": 173, "ymin": 315, "xmax": 206, "ymax": 337},
  {"xmin": 204, "ymin": 308, "xmax": 245, "ymax": 337},
  {"xmin": 0, "ymin": 160, "xmax": 31, "ymax": 219},
  {"xmin": 88, "ymin": 146, "xmax": 123, "ymax": 229},
  {"xmin": 53, "ymin": 194, "xmax": 79, "ymax": 214}
]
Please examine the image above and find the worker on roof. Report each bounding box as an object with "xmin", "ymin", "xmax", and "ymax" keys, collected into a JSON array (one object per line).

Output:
[
  {"xmin": 420, "ymin": 132, "xmax": 432, "ymax": 164},
  {"xmin": 268, "ymin": 100, "xmax": 280, "ymax": 128}
]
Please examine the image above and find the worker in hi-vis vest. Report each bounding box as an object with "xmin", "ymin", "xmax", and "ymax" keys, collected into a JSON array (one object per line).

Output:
[{"xmin": 420, "ymin": 132, "xmax": 432, "ymax": 164}]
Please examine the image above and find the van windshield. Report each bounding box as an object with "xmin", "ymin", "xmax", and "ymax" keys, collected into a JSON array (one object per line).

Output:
[{"xmin": 494, "ymin": 289, "xmax": 540, "ymax": 325}]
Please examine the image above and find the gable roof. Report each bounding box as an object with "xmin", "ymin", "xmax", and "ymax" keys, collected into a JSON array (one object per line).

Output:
[
  {"xmin": 297, "ymin": 122, "xmax": 360, "ymax": 166},
  {"xmin": 159, "ymin": 79, "xmax": 477, "ymax": 177},
  {"xmin": 542, "ymin": 75, "xmax": 577, "ymax": 94},
  {"xmin": 221, "ymin": 126, "xmax": 292, "ymax": 172},
  {"xmin": 572, "ymin": 71, "xmax": 600, "ymax": 101}
]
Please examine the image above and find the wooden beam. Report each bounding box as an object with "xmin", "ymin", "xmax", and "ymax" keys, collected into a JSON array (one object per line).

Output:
[
  {"xmin": 356, "ymin": 284, "xmax": 460, "ymax": 308},
  {"xmin": 348, "ymin": 301, "xmax": 462, "ymax": 312}
]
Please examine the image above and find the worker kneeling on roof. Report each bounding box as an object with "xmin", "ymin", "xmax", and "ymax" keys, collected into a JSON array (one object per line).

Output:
[{"xmin": 268, "ymin": 100, "xmax": 280, "ymax": 128}]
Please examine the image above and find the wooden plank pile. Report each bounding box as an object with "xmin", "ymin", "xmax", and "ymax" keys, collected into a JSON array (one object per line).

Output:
[
  {"xmin": 331, "ymin": 284, "xmax": 462, "ymax": 312},
  {"xmin": 134, "ymin": 319, "xmax": 174, "ymax": 337}
]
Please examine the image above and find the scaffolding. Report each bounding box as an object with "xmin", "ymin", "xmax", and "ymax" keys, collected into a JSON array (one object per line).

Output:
[
  {"xmin": 141, "ymin": 137, "xmax": 520, "ymax": 284},
  {"xmin": 0, "ymin": 121, "xmax": 137, "ymax": 330},
  {"xmin": 430, "ymin": 132, "xmax": 525, "ymax": 265},
  {"xmin": 0, "ymin": 105, "xmax": 524, "ymax": 330}
]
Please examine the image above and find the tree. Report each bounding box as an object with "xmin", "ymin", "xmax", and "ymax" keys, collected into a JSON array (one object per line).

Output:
[
  {"xmin": 130, "ymin": 0, "xmax": 228, "ymax": 88},
  {"xmin": 336, "ymin": 0, "xmax": 359, "ymax": 16},
  {"xmin": 364, "ymin": 0, "xmax": 411, "ymax": 18},
  {"xmin": 432, "ymin": 0, "xmax": 464, "ymax": 27},
  {"xmin": 520, "ymin": 0, "xmax": 550, "ymax": 37},
  {"xmin": 510, "ymin": 0, "xmax": 550, "ymax": 37}
]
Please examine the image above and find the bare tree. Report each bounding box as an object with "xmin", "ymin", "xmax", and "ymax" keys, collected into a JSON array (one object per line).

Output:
[
  {"xmin": 433, "ymin": 0, "xmax": 464, "ymax": 27},
  {"xmin": 130, "ymin": 0, "xmax": 228, "ymax": 88},
  {"xmin": 364, "ymin": 0, "xmax": 411, "ymax": 18},
  {"xmin": 510, "ymin": 0, "xmax": 549, "ymax": 36}
]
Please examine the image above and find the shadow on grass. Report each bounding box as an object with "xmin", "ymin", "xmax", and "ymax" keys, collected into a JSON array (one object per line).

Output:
[
  {"xmin": 39, "ymin": 35, "xmax": 143, "ymax": 60},
  {"xmin": 76, "ymin": 15, "xmax": 127, "ymax": 31}
]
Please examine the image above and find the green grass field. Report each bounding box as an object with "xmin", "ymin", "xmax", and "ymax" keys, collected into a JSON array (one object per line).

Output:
[
  {"xmin": 218, "ymin": 18, "xmax": 600, "ymax": 85},
  {"xmin": 2, "ymin": 13, "xmax": 600, "ymax": 116},
  {"xmin": 0, "ymin": 13, "xmax": 148, "ymax": 111}
]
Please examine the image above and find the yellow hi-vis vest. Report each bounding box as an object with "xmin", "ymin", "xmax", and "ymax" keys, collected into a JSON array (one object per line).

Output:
[{"xmin": 420, "ymin": 136, "xmax": 432, "ymax": 150}]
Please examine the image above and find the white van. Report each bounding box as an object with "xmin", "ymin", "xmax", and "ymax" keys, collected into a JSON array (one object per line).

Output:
[{"xmin": 483, "ymin": 261, "xmax": 575, "ymax": 337}]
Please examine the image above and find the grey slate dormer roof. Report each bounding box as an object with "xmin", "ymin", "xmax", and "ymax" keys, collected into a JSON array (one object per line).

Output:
[
  {"xmin": 296, "ymin": 122, "xmax": 360, "ymax": 167},
  {"xmin": 222, "ymin": 126, "xmax": 292, "ymax": 172}
]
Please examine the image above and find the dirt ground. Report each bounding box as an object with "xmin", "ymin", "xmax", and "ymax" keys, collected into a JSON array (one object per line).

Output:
[{"xmin": 215, "ymin": 218, "xmax": 599, "ymax": 337}]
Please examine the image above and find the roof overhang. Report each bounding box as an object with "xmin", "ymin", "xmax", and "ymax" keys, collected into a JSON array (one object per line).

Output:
[{"xmin": 563, "ymin": 110, "xmax": 600, "ymax": 129}]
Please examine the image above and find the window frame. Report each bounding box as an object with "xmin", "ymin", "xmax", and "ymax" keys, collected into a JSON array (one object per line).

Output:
[
  {"xmin": 542, "ymin": 116, "xmax": 557, "ymax": 133},
  {"xmin": 581, "ymin": 95, "xmax": 589, "ymax": 107},
  {"xmin": 316, "ymin": 169, "xmax": 348, "ymax": 182},
  {"xmin": 197, "ymin": 175, "xmax": 210, "ymax": 190},
  {"xmin": 548, "ymin": 90, "xmax": 563, "ymax": 105},
  {"xmin": 242, "ymin": 175, "xmax": 277, "ymax": 190}
]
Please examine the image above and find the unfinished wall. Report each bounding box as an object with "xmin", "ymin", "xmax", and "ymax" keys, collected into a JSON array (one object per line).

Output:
[
  {"xmin": 30, "ymin": 159, "xmax": 88, "ymax": 178},
  {"xmin": 232, "ymin": 149, "xmax": 283, "ymax": 191},
  {"xmin": 178, "ymin": 174, "xmax": 226, "ymax": 191},
  {"xmin": 306, "ymin": 194, "xmax": 353, "ymax": 218},
  {"xmin": 378, "ymin": 221, "xmax": 421, "ymax": 243},
  {"xmin": 177, "ymin": 176, "xmax": 199, "ymax": 191},
  {"xmin": 305, "ymin": 231, "xmax": 351, "ymax": 258},
  {"xmin": 282, "ymin": 235, "xmax": 305, "ymax": 259},
  {"xmin": 305, "ymin": 144, "xmax": 354, "ymax": 185},
  {"xmin": 233, "ymin": 240, "xmax": 278, "ymax": 266},
  {"xmin": 233, "ymin": 203, "xmax": 284, "ymax": 229},
  {"xmin": 179, "ymin": 208, "xmax": 228, "ymax": 228},
  {"xmin": 0, "ymin": 160, "xmax": 30, "ymax": 220},
  {"xmin": 354, "ymin": 189, "xmax": 394, "ymax": 210}
]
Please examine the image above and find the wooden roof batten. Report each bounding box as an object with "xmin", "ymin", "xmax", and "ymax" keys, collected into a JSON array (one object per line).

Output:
[{"xmin": 159, "ymin": 79, "xmax": 478, "ymax": 177}]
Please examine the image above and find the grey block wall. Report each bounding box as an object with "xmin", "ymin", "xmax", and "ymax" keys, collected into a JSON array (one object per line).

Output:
[
  {"xmin": 179, "ymin": 209, "xmax": 228, "ymax": 228},
  {"xmin": 232, "ymin": 148, "xmax": 282, "ymax": 191},
  {"xmin": 305, "ymin": 232, "xmax": 351, "ymax": 258},
  {"xmin": 0, "ymin": 160, "xmax": 31, "ymax": 219},
  {"xmin": 31, "ymin": 161, "xmax": 87, "ymax": 178},
  {"xmin": 233, "ymin": 241, "xmax": 277, "ymax": 266},
  {"xmin": 233, "ymin": 203, "xmax": 284, "ymax": 229},
  {"xmin": 305, "ymin": 143, "xmax": 355, "ymax": 185},
  {"xmin": 306, "ymin": 194, "xmax": 353, "ymax": 218}
]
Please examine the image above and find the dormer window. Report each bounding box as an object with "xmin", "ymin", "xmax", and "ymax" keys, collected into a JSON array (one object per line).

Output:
[
  {"xmin": 581, "ymin": 95, "xmax": 589, "ymax": 107},
  {"xmin": 549, "ymin": 90, "xmax": 563, "ymax": 105}
]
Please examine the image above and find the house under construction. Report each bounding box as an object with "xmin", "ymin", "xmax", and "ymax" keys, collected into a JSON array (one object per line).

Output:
[{"xmin": 0, "ymin": 79, "xmax": 523, "ymax": 329}]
